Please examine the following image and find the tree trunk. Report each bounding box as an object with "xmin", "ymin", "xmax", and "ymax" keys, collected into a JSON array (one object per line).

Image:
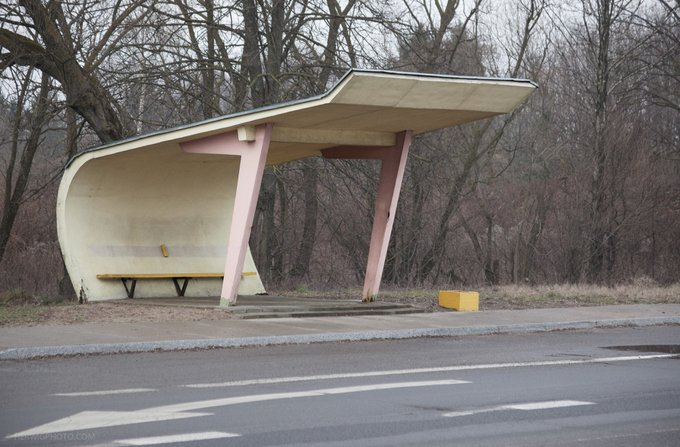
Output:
[
  {"xmin": 290, "ymin": 160, "xmax": 319, "ymax": 281},
  {"xmin": 289, "ymin": 0, "xmax": 356, "ymax": 284},
  {"xmin": 241, "ymin": 0, "xmax": 266, "ymax": 107},
  {"xmin": 0, "ymin": 73, "xmax": 51, "ymax": 263},
  {"xmin": 586, "ymin": 0, "xmax": 614, "ymax": 283},
  {"xmin": 202, "ymin": 0, "xmax": 218, "ymax": 119},
  {"xmin": 0, "ymin": 0, "xmax": 135, "ymax": 142}
]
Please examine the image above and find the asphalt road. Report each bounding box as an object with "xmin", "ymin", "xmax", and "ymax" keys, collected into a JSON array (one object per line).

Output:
[{"xmin": 1, "ymin": 326, "xmax": 679, "ymax": 446}]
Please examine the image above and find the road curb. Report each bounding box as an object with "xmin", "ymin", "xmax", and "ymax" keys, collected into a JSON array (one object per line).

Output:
[{"xmin": 1, "ymin": 316, "xmax": 679, "ymax": 360}]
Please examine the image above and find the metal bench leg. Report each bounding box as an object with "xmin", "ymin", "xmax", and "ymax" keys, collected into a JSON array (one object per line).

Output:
[
  {"xmin": 172, "ymin": 278, "xmax": 190, "ymax": 296},
  {"xmin": 121, "ymin": 278, "xmax": 136, "ymax": 298}
]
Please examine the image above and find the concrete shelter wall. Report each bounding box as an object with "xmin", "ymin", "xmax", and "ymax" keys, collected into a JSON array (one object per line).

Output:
[{"xmin": 58, "ymin": 144, "xmax": 265, "ymax": 301}]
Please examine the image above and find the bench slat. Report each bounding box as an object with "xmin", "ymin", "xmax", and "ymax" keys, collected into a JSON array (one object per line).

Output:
[
  {"xmin": 96, "ymin": 273, "xmax": 253, "ymax": 279},
  {"xmin": 97, "ymin": 273, "xmax": 258, "ymax": 298}
]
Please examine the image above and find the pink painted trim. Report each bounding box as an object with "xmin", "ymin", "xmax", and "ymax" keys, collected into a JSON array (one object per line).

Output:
[
  {"xmin": 181, "ymin": 130, "xmax": 251, "ymax": 156},
  {"xmin": 361, "ymin": 131, "xmax": 412, "ymax": 301},
  {"xmin": 180, "ymin": 124, "xmax": 273, "ymax": 305}
]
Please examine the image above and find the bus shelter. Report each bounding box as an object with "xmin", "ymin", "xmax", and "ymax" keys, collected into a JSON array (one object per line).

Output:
[{"xmin": 56, "ymin": 69, "xmax": 536, "ymax": 305}]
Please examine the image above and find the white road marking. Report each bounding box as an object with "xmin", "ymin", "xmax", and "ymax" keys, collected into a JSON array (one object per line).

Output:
[
  {"xmin": 7, "ymin": 379, "xmax": 467, "ymax": 439},
  {"xmin": 115, "ymin": 431, "xmax": 240, "ymax": 445},
  {"xmin": 506, "ymin": 400, "xmax": 595, "ymax": 411},
  {"xmin": 53, "ymin": 388, "xmax": 156, "ymax": 397},
  {"xmin": 443, "ymin": 400, "xmax": 595, "ymax": 417},
  {"xmin": 9, "ymin": 410, "xmax": 215, "ymax": 436},
  {"xmin": 183, "ymin": 354, "xmax": 675, "ymax": 388}
]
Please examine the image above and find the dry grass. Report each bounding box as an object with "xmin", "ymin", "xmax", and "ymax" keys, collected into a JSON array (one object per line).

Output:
[
  {"xmin": 478, "ymin": 283, "xmax": 680, "ymax": 309},
  {"xmin": 1, "ymin": 282, "xmax": 679, "ymax": 327},
  {"xmin": 274, "ymin": 282, "xmax": 680, "ymax": 312}
]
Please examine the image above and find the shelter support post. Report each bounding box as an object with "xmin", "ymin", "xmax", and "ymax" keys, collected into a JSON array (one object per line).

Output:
[
  {"xmin": 322, "ymin": 130, "xmax": 412, "ymax": 302},
  {"xmin": 181, "ymin": 123, "xmax": 273, "ymax": 306}
]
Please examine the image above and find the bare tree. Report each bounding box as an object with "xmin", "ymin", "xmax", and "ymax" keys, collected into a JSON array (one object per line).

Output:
[
  {"xmin": 639, "ymin": 1, "xmax": 680, "ymax": 112},
  {"xmin": 393, "ymin": 0, "xmax": 547, "ymax": 284},
  {"xmin": 0, "ymin": 70, "xmax": 51, "ymax": 263},
  {"xmin": 0, "ymin": 0, "xmax": 149, "ymax": 142}
]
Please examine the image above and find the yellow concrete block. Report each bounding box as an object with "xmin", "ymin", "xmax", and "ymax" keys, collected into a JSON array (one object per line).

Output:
[{"xmin": 439, "ymin": 290, "xmax": 479, "ymax": 311}]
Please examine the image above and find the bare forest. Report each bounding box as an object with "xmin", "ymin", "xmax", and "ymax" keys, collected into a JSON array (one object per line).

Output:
[{"xmin": 0, "ymin": 0, "xmax": 678, "ymax": 299}]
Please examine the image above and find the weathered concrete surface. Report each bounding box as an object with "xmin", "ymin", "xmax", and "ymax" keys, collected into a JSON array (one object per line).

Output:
[{"xmin": 1, "ymin": 304, "xmax": 679, "ymax": 360}]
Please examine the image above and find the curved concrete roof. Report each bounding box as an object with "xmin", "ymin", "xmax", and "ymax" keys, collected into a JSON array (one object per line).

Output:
[
  {"xmin": 68, "ymin": 69, "xmax": 537, "ymax": 166},
  {"xmin": 57, "ymin": 69, "xmax": 536, "ymax": 301}
]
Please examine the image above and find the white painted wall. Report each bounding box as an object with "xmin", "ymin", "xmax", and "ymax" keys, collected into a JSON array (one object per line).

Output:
[{"xmin": 57, "ymin": 143, "xmax": 265, "ymax": 301}]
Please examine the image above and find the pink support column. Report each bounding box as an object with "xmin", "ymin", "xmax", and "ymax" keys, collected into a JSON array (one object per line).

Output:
[
  {"xmin": 362, "ymin": 131, "xmax": 411, "ymax": 301},
  {"xmin": 181, "ymin": 123, "xmax": 272, "ymax": 306},
  {"xmin": 322, "ymin": 130, "xmax": 412, "ymax": 302}
]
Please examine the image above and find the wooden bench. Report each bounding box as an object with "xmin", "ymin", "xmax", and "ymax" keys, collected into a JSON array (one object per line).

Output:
[{"xmin": 96, "ymin": 272, "xmax": 257, "ymax": 298}]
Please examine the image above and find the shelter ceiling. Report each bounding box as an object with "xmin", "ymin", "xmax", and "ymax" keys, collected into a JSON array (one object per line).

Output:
[{"xmin": 69, "ymin": 70, "xmax": 536, "ymax": 168}]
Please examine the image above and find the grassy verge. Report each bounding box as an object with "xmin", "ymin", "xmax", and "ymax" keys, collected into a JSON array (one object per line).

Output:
[
  {"xmin": 274, "ymin": 283, "xmax": 680, "ymax": 312},
  {"xmin": 478, "ymin": 283, "xmax": 680, "ymax": 309},
  {"xmin": 1, "ymin": 283, "xmax": 679, "ymax": 327},
  {"xmin": 0, "ymin": 305, "xmax": 51, "ymax": 326},
  {"xmin": 0, "ymin": 289, "xmax": 72, "ymax": 326}
]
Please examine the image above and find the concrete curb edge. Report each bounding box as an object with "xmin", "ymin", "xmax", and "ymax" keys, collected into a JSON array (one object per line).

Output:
[{"xmin": 2, "ymin": 316, "xmax": 679, "ymax": 360}]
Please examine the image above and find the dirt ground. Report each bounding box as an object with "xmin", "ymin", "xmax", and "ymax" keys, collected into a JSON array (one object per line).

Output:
[
  {"xmin": 0, "ymin": 301, "xmax": 235, "ymax": 327},
  {"xmin": 1, "ymin": 283, "xmax": 679, "ymax": 327}
]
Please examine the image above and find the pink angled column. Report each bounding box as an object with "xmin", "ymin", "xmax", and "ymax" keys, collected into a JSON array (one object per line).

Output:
[
  {"xmin": 181, "ymin": 123, "xmax": 272, "ymax": 306},
  {"xmin": 362, "ymin": 131, "xmax": 411, "ymax": 301},
  {"xmin": 323, "ymin": 130, "xmax": 412, "ymax": 302}
]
